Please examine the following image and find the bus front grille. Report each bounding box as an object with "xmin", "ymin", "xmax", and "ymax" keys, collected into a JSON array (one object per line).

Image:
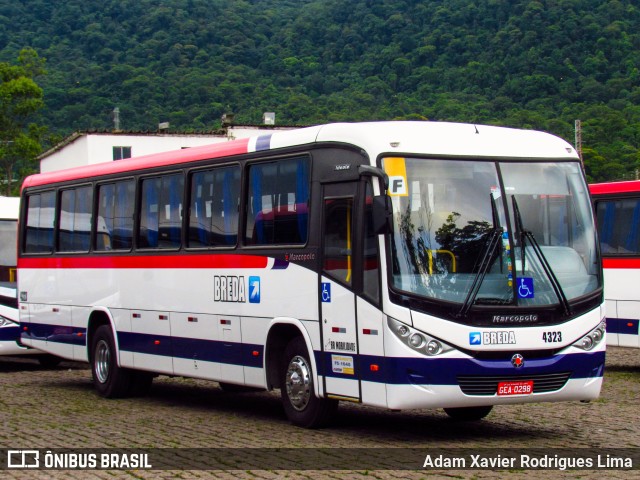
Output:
[{"xmin": 456, "ymin": 372, "xmax": 571, "ymax": 396}]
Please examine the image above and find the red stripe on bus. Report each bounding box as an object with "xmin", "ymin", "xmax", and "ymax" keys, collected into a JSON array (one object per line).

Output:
[
  {"xmin": 602, "ymin": 258, "xmax": 640, "ymax": 269},
  {"xmin": 22, "ymin": 138, "xmax": 251, "ymax": 189},
  {"xmin": 590, "ymin": 181, "xmax": 640, "ymax": 195},
  {"xmin": 18, "ymin": 254, "xmax": 268, "ymax": 269}
]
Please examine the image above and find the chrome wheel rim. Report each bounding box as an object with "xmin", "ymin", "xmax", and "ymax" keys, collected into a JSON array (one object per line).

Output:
[
  {"xmin": 285, "ymin": 355, "xmax": 312, "ymax": 411},
  {"xmin": 94, "ymin": 339, "xmax": 110, "ymax": 384}
]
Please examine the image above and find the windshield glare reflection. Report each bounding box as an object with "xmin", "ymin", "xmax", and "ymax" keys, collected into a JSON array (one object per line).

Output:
[{"xmin": 386, "ymin": 157, "xmax": 600, "ymax": 310}]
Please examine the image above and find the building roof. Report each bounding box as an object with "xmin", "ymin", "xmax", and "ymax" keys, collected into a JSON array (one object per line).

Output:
[
  {"xmin": 37, "ymin": 125, "xmax": 307, "ymax": 161},
  {"xmin": 37, "ymin": 129, "xmax": 226, "ymax": 160}
]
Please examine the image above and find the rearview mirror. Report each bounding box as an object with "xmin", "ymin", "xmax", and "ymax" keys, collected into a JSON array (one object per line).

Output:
[{"xmin": 372, "ymin": 195, "xmax": 392, "ymax": 234}]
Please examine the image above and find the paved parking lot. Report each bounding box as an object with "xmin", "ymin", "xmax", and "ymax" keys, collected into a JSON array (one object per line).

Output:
[{"xmin": 0, "ymin": 347, "xmax": 638, "ymax": 479}]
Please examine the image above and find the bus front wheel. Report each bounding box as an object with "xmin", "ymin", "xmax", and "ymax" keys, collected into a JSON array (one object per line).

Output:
[
  {"xmin": 443, "ymin": 405, "xmax": 493, "ymax": 421},
  {"xmin": 91, "ymin": 325, "xmax": 132, "ymax": 398},
  {"xmin": 280, "ymin": 337, "xmax": 337, "ymax": 428}
]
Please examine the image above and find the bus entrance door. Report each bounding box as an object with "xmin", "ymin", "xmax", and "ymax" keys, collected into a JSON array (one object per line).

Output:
[{"xmin": 321, "ymin": 182, "xmax": 361, "ymax": 401}]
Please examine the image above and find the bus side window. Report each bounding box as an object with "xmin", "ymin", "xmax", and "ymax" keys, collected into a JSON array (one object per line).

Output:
[
  {"xmin": 323, "ymin": 197, "xmax": 353, "ymax": 286},
  {"xmin": 96, "ymin": 180, "xmax": 135, "ymax": 251},
  {"xmin": 58, "ymin": 186, "xmax": 92, "ymax": 252},
  {"xmin": 245, "ymin": 157, "xmax": 309, "ymax": 246},
  {"xmin": 138, "ymin": 174, "xmax": 184, "ymax": 249},
  {"xmin": 188, "ymin": 166, "xmax": 240, "ymax": 248},
  {"xmin": 596, "ymin": 198, "xmax": 640, "ymax": 254},
  {"xmin": 24, "ymin": 191, "xmax": 55, "ymax": 254}
]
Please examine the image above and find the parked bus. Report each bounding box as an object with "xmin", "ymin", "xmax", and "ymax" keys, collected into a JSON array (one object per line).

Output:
[
  {"xmin": 0, "ymin": 196, "xmax": 58, "ymax": 363},
  {"xmin": 0, "ymin": 196, "xmax": 19, "ymax": 283},
  {"xmin": 18, "ymin": 122, "xmax": 605, "ymax": 427},
  {"xmin": 590, "ymin": 180, "xmax": 640, "ymax": 348},
  {"xmin": 0, "ymin": 196, "xmax": 23, "ymax": 353},
  {"xmin": 0, "ymin": 196, "xmax": 38, "ymax": 357}
]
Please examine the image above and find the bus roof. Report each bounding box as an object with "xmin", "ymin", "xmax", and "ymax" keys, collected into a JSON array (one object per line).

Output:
[
  {"xmin": 589, "ymin": 180, "xmax": 640, "ymax": 195},
  {"xmin": 22, "ymin": 121, "xmax": 579, "ymax": 189}
]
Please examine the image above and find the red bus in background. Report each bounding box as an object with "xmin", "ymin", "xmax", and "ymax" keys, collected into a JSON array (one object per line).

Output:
[{"xmin": 590, "ymin": 180, "xmax": 640, "ymax": 348}]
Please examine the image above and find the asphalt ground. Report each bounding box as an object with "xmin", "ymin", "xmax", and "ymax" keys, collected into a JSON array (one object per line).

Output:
[{"xmin": 0, "ymin": 346, "xmax": 638, "ymax": 479}]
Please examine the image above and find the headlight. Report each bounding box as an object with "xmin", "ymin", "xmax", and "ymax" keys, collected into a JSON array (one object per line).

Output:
[
  {"xmin": 388, "ymin": 317, "xmax": 454, "ymax": 356},
  {"xmin": 572, "ymin": 320, "xmax": 606, "ymax": 351}
]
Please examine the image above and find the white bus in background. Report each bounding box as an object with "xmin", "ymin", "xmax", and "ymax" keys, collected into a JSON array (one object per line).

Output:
[
  {"xmin": 0, "ymin": 196, "xmax": 58, "ymax": 364},
  {"xmin": 18, "ymin": 122, "xmax": 605, "ymax": 427},
  {"xmin": 0, "ymin": 197, "xmax": 28, "ymax": 354},
  {"xmin": 590, "ymin": 180, "xmax": 640, "ymax": 348},
  {"xmin": 0, "ymin": 196, "xmax": 19, "ymax": 283}
]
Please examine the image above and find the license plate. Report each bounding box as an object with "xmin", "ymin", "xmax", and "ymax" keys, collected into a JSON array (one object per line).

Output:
[{"xmin": 497, "ymin": 380, "xmax": 534, "ymax": 396}]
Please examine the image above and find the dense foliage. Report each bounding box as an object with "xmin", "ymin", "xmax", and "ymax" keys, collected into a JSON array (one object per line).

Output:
[
  {"xmin": 1, "ymin": 0, "xmax": 639, "ymax": 181},
  {"xmin": 0, "ymin": 48, "xmax": 44, "ymax": 194}
]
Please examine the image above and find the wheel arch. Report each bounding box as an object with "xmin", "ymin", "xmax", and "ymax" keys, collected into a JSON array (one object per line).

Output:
[
  {"xmin": 86, "ymin": 308, "xmax": 120, "ymax": 366},
  {"xmin": 265, "ymin": 318, "xmax": 319, "ymax": 392}
]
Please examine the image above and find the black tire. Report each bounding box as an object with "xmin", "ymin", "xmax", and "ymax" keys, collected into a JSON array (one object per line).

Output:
[
  {"xmin": 37, "ymin": 354, "xmax": 62, "ymax": 368},
  {"xmin": 91, "ymin": 325, "xmax": 133, "ymax": 398},
  {"xmin": 443, "ymin": 405, "xmax": 493, "ymax": 421},
  {"xmin": 280, "ymin": 336, "xmax": 337, "ymax": 428}
]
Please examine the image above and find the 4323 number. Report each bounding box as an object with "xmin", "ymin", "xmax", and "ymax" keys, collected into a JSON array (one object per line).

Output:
[{"xmin": 542, "ymin": 331, "xmax": 562, "ymax": 343}]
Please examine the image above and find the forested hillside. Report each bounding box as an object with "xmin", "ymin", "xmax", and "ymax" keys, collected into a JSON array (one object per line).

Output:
[{"xmin": 1, "ymin": 0, "xmax": 639, "ymax": 182}]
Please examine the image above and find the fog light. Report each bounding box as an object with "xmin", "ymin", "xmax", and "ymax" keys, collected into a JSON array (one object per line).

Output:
[
  {"xmin": 409, "ymin": 333, "xmax": 424, "ymax": 348},
  {"xmin": 581, "ymin": 336, "xmax": 594, "ymax": 350},
  {"xmin": 426, "ymin": 340, "xmax": 441, "ymax": 356}
]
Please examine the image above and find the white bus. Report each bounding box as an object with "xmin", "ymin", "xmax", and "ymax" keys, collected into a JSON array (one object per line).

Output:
[
  {"xmin": 0, "ymin": 196, "xmax": 24, "ymax": 354},
  {"xmin": 0, "ymin": 196, "xmax": 57, "ymax": 362},
  {"xmin": 0, "ymin": 196, "xmax": 19, "ymax": 284},
  {"xmin": 590, "ymin": 180, "xmax": 640, "ymax": 348},
  {"xmin": 18, "ymin": 122, "xmax": 605, "ymax": 427},
  {"xmin": 0, "ymin": 197, "xmax": 21, "ymax": 348}
]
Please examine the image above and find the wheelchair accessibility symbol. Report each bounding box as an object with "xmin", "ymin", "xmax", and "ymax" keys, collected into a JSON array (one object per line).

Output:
[
  {"xmin": 518, "ymin": 277, "xmax": 534, "ymax": 299},
  {"xmin": 321, "ymin": 283, "xmax": 331, "ymax": 303}
]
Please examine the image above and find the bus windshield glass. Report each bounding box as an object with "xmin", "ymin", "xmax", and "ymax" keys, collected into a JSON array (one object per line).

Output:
[{"xmin": 387, "ymin": 157, "xmax": 600, "ymax": 310}]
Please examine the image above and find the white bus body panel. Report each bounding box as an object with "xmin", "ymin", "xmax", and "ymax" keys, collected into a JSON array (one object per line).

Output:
[
  {"xmin": 19, "ymin": 260, "xmax": 320, "ymax": 390},
  {"xmin": 603, "ymin": 268, "xmax": 640, "ymax": 348},
  {"xmin": 380, "ymin": 304, "xmax": 605, "ymax": 410}
]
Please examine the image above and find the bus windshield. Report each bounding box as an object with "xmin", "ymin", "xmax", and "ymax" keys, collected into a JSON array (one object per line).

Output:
[{"xmin": 387, "ymin": 157, "xmax": 600, "ymax": 312}]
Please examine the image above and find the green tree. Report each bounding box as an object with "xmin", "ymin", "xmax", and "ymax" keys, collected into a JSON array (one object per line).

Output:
[{"xmin": 0, "ymin": 48, "xmax": 45, "ymax": 195}]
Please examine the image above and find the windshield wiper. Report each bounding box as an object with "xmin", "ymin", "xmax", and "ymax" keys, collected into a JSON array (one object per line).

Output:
[
  {"xmin": 511, "ymin": 196, "xmax": 572, "ymax": 316},
  {"xmin": 456, "ymin": 194, "xmax": 502, "ymax": 318}
]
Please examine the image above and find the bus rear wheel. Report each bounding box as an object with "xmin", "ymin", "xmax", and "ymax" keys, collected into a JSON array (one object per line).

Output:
[
  {"xmin": 443, "ymin": 405, "xmax": 493, "ymax": 421},
  {"xmin": 280, "ymin": 337, "xmax": 337, "ymax": 428},
  {"xmin": 91, "ymin": 325, "xmax": 132, "ymax": 398}
]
